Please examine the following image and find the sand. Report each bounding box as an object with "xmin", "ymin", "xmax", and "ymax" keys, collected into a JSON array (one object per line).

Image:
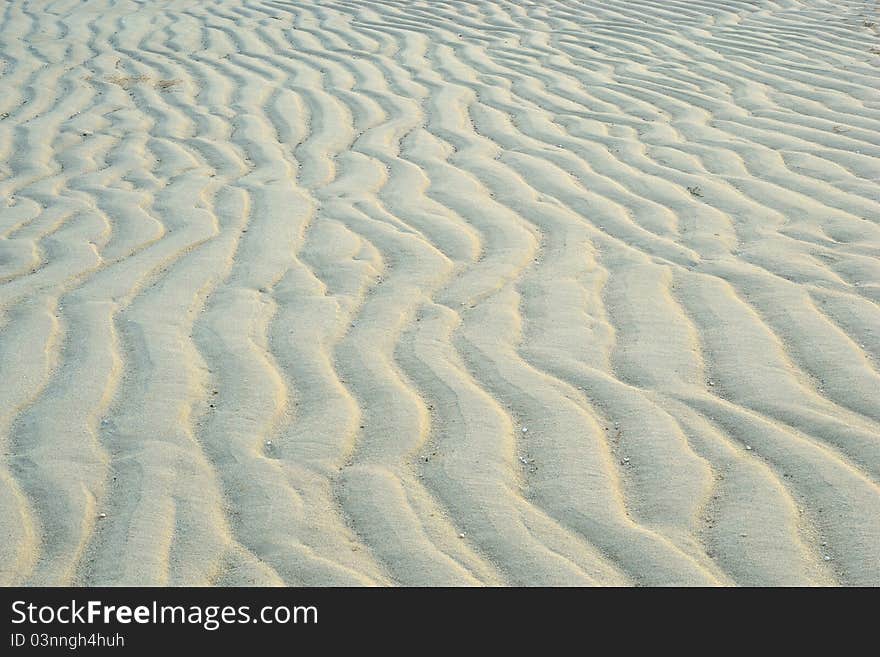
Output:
[{"xmin": 0, "ymin": 0, "xmax": 878, "ymax": 586}]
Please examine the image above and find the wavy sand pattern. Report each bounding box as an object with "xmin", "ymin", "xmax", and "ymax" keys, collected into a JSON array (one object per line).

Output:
[{"xmin": 1, "ymin": 0, "xmax": 879, "ymax": 586}]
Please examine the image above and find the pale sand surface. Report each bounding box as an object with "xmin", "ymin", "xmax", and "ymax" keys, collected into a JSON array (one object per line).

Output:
[{"xmin": 1, "ymin": 0, "xmax": 879, "ymax": 586}]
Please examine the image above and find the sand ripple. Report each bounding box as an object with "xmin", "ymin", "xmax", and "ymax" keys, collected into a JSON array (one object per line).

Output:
[{"xmin": 1, "ymin": 0, "xmax": 879, "ymax": 585}]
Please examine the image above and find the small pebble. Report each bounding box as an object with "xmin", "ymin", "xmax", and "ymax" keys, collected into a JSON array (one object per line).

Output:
[
  {"xmin": 98, "ymin": 513, "xmax": 107, "ymax": 519},
  {"xmin": 824, "ymin": 555, "xmax": 831, "ymax": 561},
  {"xmin": 458, "ymin": 533, "xmax": 465, "ymax": 539},
  {"xmin": 745, "ymin": 445, "xmax": 753, "ymax": 451},
  {"xmin": 521, "ymin": 427, "xmax": 528, "ymax": 433}
]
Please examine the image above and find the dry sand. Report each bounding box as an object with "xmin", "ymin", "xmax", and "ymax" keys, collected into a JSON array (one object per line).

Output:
[{"xmin": 1, "ymin": 0, "xmax": 879, "ymax": 586}]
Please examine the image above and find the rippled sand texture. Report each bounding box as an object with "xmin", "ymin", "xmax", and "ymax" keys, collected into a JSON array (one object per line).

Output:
[{"xmin": 1, "ymin": 0, "xmax": 879, "ymax": 586}]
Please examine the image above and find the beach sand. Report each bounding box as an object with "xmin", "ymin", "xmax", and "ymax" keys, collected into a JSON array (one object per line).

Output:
[{"xmin": 1, "ymin": 0, "xmax": 878, "ymax": 586}]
